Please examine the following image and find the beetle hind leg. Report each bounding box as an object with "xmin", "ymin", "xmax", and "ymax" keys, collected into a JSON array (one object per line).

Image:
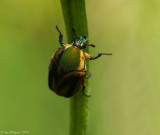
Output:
[
  {"xmin": 82, "ymin": 80, "xmax": 91, "ymax": 97},
  {"xmin": 56, "ymin": 26, "xmax": 64, "ymax": 46}
]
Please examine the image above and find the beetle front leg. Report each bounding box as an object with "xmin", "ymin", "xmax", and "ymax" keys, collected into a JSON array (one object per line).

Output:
[
  {"xmin": 56, "ymin": 26, "xmax": 64, "ymax": 46},
  {"xmin": 84, "ymin": 52, "xmax": 112, "ymax": 60},
  {"xmin": 82, "ymin": 80, "xmax": 91, "ymax": 97}
]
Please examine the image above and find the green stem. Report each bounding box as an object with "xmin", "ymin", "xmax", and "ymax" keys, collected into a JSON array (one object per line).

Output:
[{"xmin": 60, "ymin": 0, "xmax": 89, "ymax": 135}]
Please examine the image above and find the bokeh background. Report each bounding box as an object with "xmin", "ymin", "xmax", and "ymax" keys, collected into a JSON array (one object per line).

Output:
[{"xmin": 1, "ymin": 0, "xmax": 160, "ymax": 135}]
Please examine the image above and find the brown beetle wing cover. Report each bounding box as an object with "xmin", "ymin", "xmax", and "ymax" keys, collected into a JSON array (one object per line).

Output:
[
  {"xmin": 48, "ymin": 47, "xmax": 86, "ymax": 98},
  {"xmin": 57, "ymin": 71, "xmax": 86, "ymax": 97}
]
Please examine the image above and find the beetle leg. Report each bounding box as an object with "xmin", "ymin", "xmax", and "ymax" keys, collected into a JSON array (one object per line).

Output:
[
  {"xmin": 56, "ymin": 26, "xmax": 64, "ymax": 46},
  {"xmin": 84, "ymin": 52, "xmax": 112, "ymax": 60},
  {"xmin": 85, "ymin": 73, "xmax": 92, "ymax": 79},
  {"xmin": 82, "ymin": 80, "xmax": 91, "ymax": 97}
]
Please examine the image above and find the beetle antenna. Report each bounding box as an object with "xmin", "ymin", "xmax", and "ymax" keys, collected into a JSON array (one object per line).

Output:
[
  {"xmin": 87, "ymin": 44, "xmax": 96, "ymax": 47},
  {"xmin": 72, "ymin": 28, "xmax": 78, "ymax": 39},
  {"xmin": 85, "ymin": 44, "xmax": 96, "ymax": 47}
]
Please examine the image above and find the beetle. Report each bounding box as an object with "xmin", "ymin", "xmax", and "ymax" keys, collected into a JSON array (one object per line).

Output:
[{"xmin": 48, "ymin": 26, "xmax": 112, "ymax": 98}]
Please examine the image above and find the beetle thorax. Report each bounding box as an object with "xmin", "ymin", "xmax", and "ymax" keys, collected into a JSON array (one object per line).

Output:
[
  {"xmin": 73, "ymin": 35, "xmax": 88, "ymax": 49},
  {"xmin": 59, "ymin": 45, "xmax": 85, "ymax": 73}
]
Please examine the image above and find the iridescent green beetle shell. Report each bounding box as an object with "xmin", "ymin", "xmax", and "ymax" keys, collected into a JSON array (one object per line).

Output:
[{"xmin": 48, "ymin": 44, "xmax": 86, "ymax": 98}]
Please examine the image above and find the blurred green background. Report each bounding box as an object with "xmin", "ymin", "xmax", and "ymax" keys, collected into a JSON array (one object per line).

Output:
[{"xmin": 0, "ymin": 0, "xmax": 160, "ymax": 135}]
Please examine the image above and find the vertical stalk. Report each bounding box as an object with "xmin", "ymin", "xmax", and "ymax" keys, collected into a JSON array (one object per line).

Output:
[{"xmin": 60, "ymin": 0, "xmax": 89, "ymax": 135}]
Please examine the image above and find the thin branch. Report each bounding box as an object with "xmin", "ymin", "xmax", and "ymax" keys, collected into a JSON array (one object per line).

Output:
[{"xmin": 60, "ymin": 0, "xmax": 90, "ymax": 135}]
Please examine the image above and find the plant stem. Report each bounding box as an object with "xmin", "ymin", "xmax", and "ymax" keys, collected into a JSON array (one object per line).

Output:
[{"xmin": 60, "ymin": 0, "xmax": 89, "ymax": 135}]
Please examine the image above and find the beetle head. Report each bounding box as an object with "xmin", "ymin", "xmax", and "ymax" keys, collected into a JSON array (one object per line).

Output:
[
  {"xmin": 72, "ymin": 28, "xmax": 89, "ymax": 49},
  {"xmin": 73, "ymin": 35, "xmax": 88, "ymax": 49},
  {"xmin": 72, "ymin": 28, "xmax": 95, "ymax": 49}
]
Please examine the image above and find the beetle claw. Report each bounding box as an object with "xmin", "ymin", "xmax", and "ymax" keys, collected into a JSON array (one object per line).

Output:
[
  {"xmin": 85, "ymin": 73, "xmax": 92, "ymax": 79},
  {"xmin": 83, "ymin": 90, "xmax": 91, "ymax": 97},
  {"xmin": 82, "ymin": 80, "xmax": 91, "ymax": 97}
]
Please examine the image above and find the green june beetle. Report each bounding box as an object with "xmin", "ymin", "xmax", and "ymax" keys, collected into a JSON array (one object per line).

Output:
[{"xmin": 48, "ymin": 26, "xmax": 112, "ymax": 98}]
